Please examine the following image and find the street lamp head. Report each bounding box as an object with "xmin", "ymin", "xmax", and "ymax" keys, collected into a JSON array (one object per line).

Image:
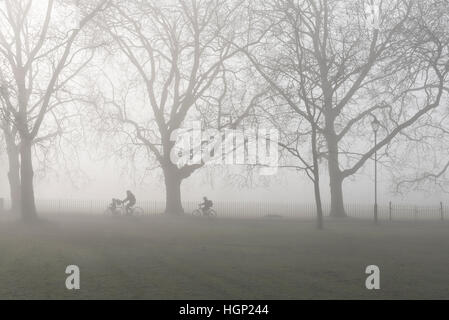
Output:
[{"xmin": 371, "ymin": 117, "xmax": 380, "ymax": 133}]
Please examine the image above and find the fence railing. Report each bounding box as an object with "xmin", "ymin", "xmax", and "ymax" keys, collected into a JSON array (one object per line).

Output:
[{"xmin": 1, "ymin": 198, "xmax": 447, "ymax": 220}]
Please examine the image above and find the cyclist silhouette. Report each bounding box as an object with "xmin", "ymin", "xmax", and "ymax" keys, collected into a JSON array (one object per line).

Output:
[
  {"xmin": 199, "ymin": 196, "xmax": 213, "ymax": 215},
  {"xmin": 122, "ymin": 190, "xmax": 136, "ymax": 215}
]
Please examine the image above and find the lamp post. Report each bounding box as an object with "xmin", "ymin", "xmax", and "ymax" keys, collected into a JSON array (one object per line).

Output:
[{"xmin": 371, "ymin": 116, "xmax": 380, "ymax": 224}]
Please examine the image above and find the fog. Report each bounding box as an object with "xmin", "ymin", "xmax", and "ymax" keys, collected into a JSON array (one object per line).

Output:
[{"xmin": 1, "ymin": 0, "xmax": 449, "ymax": 301}]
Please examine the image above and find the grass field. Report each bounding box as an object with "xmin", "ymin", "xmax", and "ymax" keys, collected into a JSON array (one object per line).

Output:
[{"xmin": 0, "ymin": 214, "xmax": 448, "ymax": 299}]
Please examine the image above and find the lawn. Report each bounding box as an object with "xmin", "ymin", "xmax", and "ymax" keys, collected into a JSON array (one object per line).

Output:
[{"xmin": 0, "ymin": 214, "xmax": 448, "ymax": 299}]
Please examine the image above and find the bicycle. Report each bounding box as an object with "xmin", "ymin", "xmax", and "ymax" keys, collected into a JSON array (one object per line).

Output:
[
  {"xmin": 192, "ymin": 205, "xmax": 217, "ymax": 217},
  {"xmin": 104, "ymin": 199, "xmax": 144, "ymax": 216}
]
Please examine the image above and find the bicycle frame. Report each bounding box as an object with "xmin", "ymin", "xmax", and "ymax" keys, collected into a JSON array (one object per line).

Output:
[
  {"xmin": 196, "ymin": 205, "xmax": 215, "ymax": 216},
  {"xmin": 109, "ymin": 203, "xmax": 129, "ymax": 215}
]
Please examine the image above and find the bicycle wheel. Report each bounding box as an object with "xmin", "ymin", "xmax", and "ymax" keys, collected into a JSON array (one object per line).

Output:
[
  {"xmin": 132, "ymin": 207, "xmax": 144, "ymax": 216},
  {"xmin": 104, "ymin": 208, "xmax": 114, "ymax": 216},
  {"xmin": 208, "ymin": 209, "xmax": 217, "ymax": 217},
  {"xmin": 192, "ymin": 209, "xmax": 202, "ymax": 216}
]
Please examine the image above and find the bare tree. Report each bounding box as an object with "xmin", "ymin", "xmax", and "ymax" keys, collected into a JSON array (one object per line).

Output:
[
  {"xmin": 242, "ymin": 0, "xmax": 449, "ymax": 217},
  {"xmin": 97, "ymin": 0, "xmax": 251, "ymax": 214},
  {"xmin": 391, "ymin": 102, "xmax": 449, "ymax": 194},
  {"xmin": 385, "ymin": 2, "xmax": 449, "ymax": 195},
  {"xmin": 263, "ymin": 100, "xmax": 325, "ymax": 229},
  {"xmin": 0, "ymin": 0, "xmax": 109, "ymax": 221},
  {"xmin": 231, "ymin": 1, "xmax": 329, "ymax": 228}
]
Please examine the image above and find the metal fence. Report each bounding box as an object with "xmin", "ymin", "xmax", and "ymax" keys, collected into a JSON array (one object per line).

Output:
[{"xmin": 1, "ymin": 198, "xmax": 447, "ymax": 220}]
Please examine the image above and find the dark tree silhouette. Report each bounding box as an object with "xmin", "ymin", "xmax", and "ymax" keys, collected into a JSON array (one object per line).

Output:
[
  {"xmin": 98, "ymin": 0, "xmax": 251, "ymax": 214},
  {"xmin": 0, "ymin": 0, "xmax": 109, "ymax": 220}
]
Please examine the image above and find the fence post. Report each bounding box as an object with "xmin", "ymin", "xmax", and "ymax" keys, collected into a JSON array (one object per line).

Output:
[
  {"xmin": 441, "ymin": 202, "xmax": 444, "ymax": 221},
  {"xmin": 414, "ymin": 206, "xmax": 418, "ymax": 221},
  {"xmin": 389, "ymin": 201, "xmax": 392, "ymax": 221},
  {"xmin": 0, "ymin": 198, "xmax": 4, "ymax": 214}
]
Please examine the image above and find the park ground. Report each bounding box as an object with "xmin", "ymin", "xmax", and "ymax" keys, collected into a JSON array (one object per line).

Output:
[{"xmin": 0, "ymin": 214, "xmax": 448, "ymax": 299}]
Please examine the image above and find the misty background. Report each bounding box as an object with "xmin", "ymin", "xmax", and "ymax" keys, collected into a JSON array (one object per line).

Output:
[
  {"xmin": 1, "ymin": 0, "xmax": 449, "ymax": 220},
  {"xmin": 0, "ymin": 152, "xmax": 444, "ymax": 204},
  {"xmin": 2, "ymin": 0, "xmax": 449, "ymax": 300}
]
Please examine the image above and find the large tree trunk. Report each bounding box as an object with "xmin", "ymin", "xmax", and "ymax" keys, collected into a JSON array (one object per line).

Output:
[
  {"xmin": 163, "ymin": 167, "xmax": 184, "ymax": 215},
  {"xmin": 325, "ymin": 127, "xmax": 347, "ymax": 218},
  {"xmin": 6, "ymin": 143, "xmax": 21, "ymax": 215},
  {"xmin": 329, "ymin": 170, "xmax": 346, "ymax": 218},
  {"xmin": 313, "ymin": 177, "xmax": 324, "ymax": 229},
  {"xmin": 20, "ymin": 139, "xmax": 37, "ymax": 221},
  {"xmin": 311, "ymin": 124, "xmax": 324, "ymax": 229}
]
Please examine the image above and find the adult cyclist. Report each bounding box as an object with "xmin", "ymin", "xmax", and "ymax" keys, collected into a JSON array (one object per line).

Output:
[
  {"xmin": 199, "ymin": 196, "xmax": 213, "ymax": 216},
  {"xmin": 122, "ymin": 190, "xmax": 136, "ymax": 215}
]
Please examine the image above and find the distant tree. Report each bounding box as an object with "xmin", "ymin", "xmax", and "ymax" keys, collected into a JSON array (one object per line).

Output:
[
  {"xmin": 0, "ymin": 0, "xmax": 109, "ymax": 221},
  {"xmin": 0, "ymin": 98, "xmax": 20, "ymax": 214},
  {"xmin": 391, "ymin": 103, "xmax": 449, "ymax": 194},
  {"xmin": 264, "ymin": 98, "xmax": 326, "ymax": 229},
  {"xmin": 386, "ymin": 2, "xmax": 449, "ymax": 195}
]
